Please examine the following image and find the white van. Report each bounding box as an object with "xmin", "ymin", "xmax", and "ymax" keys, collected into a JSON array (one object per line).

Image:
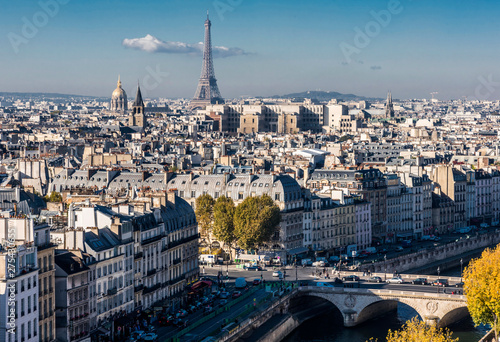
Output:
[
  {"xmin": 199, "ymin": 254, "xmax": 216, "ymax": 265},
  {"xmin": 312, "ymin": 261, "xmax": 325, "ymax": 267}
]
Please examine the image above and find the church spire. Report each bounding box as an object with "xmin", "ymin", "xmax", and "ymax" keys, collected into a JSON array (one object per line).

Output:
[{"xmin": 133, "ymin": 82, "xmax": 144, "ymax": 107}]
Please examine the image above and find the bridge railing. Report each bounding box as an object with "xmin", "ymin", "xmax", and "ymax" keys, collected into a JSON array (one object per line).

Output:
[
  {"xmin": 298, "ymin": 286, "xmax": 466, "ymax": 300},
  {"xmin": 216, "ymin": 288, "xmax": 299, "ymax": 342}
]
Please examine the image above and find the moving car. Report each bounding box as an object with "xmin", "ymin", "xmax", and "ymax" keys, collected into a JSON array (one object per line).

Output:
[
  {"xmin": 431, "ymin": 279, "xmax": 449, "ymax": 286},
  {"xmin": 412, "ymin": 278, "xmax": 428, "ymax": 285},
  {"xmin": 272, "ymin": 270, "xmax": 283, "ymax": 278},
  {"xmin": 232, "ymin": 291, "xmax": 242, "ymax": 298},
  {"xmin": 386, "ymin": 277, "xmax": 404, "ymax": 284},
  {"xmin": 253, "ymin": 278, "xmax": 262, "ymax": 285},
  {"xmin": 220, "ymin": 291, "xmax": 230, "ymax": 299},
  {"xmin": 455, "ymin": 281, "xmax": 464, "ymax": 288},
  {"xmin": 235, "ymin": 277, "xmax": 247, "ymax": 289},
  {"xmin": 245, "ymin": 266, "xmax": 262, "ymax": 271},
  {"xmin": 342, "ymin": 275, "xmax": 360, "ymax": 282},
  {"xmin": 368, "ymin": 276, "xmax": 383, "ymax": 283},
  {"xmin": 219, "ymin": 299, "xmax": 228, "ymax": 306}
]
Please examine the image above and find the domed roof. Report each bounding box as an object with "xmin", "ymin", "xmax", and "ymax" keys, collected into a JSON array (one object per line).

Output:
[{"xmin": 112, "ymin": 76, "xmax": 127, "ymax": 99}]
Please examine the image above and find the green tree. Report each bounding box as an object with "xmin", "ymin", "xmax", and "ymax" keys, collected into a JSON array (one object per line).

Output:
[
  {"xmin": 212, "ymin": 196, "xmax": 236, "ymax": 255},
  {"xmin": 43, "ymin": 191, "xmax": 62, "ymax": 203},
  {"xmin": 463, "ymin": 244, "xmax": 500, "ymax": 341},
  {"xmin": 233, "ymin": 194, "xmax": 281, "ymax": 250},
  {"xmin": 384, "ymin": 317, "xmax": 458, "ymax": 342},
  {"xmin": 195, "ymin": 194, "xmax": 215, "ymax": 245}
]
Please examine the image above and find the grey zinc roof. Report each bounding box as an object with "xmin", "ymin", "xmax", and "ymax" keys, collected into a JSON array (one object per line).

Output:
[
  {"xmin": 167, "ymin": 173, "xmax": 302, "ymax": 203},
  {"xmin": 85, "ymin": 227, "xmax": 121, "ymax": 252},
  {"xmin": 160, "ymin": 196, "xmax": 196, "ymax": 233}
]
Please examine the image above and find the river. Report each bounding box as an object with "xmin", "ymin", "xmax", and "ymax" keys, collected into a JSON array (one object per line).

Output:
[{"xmin": 283, "ymin": 265, "xmax": 489, "ymax": 342}]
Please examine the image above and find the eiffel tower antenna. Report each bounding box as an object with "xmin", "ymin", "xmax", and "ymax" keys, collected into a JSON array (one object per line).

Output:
[{"xmin": 190, "ymin": 13, "xmax": 224, "ymax": 109}]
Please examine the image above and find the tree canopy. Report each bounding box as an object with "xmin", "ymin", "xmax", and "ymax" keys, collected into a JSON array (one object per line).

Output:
[
  {"xmin": 43, "ymin": 191, "xmax": 62, "ymax": 203},
  {"xmin": 463, "ymin": 244, "xmax": 500, "ymax": 341},
  {"xmin": 195, "ymin": 194, "xmax": 215, "ymax": 244},
  {"xmin": 212, "ymin": 196, "xmax": 236, "ymax": 252},
  {"xmin": 233, "ymin": 194, "xmax": 281, "ymax": 250},
  {"xmin": 369, "ymin": 317, "xmax": 458, "ymax": 342}
]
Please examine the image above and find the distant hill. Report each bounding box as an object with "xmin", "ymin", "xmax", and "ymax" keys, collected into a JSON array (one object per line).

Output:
[
  {"xmin": 0, "ymin": 92, "xmax": 107, "ymax": 100},
  {"xmin": 266, "ymin": 90, "xmax": 383, "ymax": 102}
]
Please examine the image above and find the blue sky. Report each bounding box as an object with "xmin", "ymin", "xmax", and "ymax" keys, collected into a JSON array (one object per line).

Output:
[{"xmin": 1, "ymin": 0, "xmax": 500, "ymax": 100}]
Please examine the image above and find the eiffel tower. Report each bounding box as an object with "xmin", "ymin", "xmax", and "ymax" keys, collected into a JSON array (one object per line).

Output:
[{"xmin": 190, "ymin": 12, "xmax": 224, "ymax": 109}]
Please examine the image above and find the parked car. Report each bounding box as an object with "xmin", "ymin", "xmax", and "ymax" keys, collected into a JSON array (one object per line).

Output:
[
  {"xmin": 368, "ymin": 276, "xmax": 383, "ymax": 283},
  {"xmin": 253, "ymin": 278, "xmax": 262, "ymax": 285},
  {"xmin": 142, "ymin": 333, "xmax": 158, "ymax": 341},
  {"xmin": 412, "ymin": 278, "xmax": 428, "ymax": 285},
  {"xmin": 131, "ymin": 331, "xmax": 145, "ymax": 340},
  {"xmin": 342, "ymin": 275, "xmax": 360, "ymax": 282},
  {"xmin": 386, "ymin": 277, "xmax": 404, "ymax": 284},
  {"xmin": 333, "ymin": 277, "xmax": 343, "ymax": 285},
  {"xmin": 203, "ymin": 306, "xmax": 213, "ymax": 315},
  {"xmin": 272, "ymin": 270, "xmax": 283, "ymax": 277},
  {"xmin": 219, "ymin": 299, "xmax": 228, "ymax": 306},
  {"xmin": 431, "ymin": 279, "xmax": 449, "ymax": 287},
  {"xmin": 455, "ymin": 281, "xmax": 464, "ymax": 288},
  {"xmin": 480, "ymin": 223, "xmax": 490, "ymax": 229},
  {"xmin": 176, "ymin": 309, "xmax": 188, "ymax": 318},
  {"xmin": 172, "ymin": 318, "xmax": 183, "ymax": 326},
  {"xmin": 395, "ymin": 246, "xmax": 404, "ymax": 252},
  {"xmin": 232, "ymin": 291, "xmax": 242, "ymax": 298},
  {"xmin": 187, "ymin": 305, "xmax": 197, "ymax": 313},
  {"xmin": 220, "ymin": 291, "xmax": 230, "ymax": 299},
  {"xmin": 245, "ymin": 265, "xmax": 263, "ymax": 271}
]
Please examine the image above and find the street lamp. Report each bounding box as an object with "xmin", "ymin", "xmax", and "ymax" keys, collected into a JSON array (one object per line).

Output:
[
  {"xmin": 384, "ymin": 254, "xmax": 387, "ymax": 281},
  {"xmin": 460, "ymin": 258, "xmax": 463, "ymax": 283},
  {"xmin": 437, "ymin": 267, "xmax": 440, "ymax": 293}
]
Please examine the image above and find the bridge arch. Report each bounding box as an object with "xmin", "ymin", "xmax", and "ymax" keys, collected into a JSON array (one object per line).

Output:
[
  {"xmin": 438, "ymin": 306, "xmax": 470, "ymax": 328},
  {"xmin": 288, "ymin": 293, "xmax": 344, "ymax": 324},
  {"xmin": 356, "ymin": 299, "xmax": 423, "ymax": 326}
]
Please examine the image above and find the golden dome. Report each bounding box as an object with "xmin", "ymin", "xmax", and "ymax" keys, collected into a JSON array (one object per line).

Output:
[{"xmin": 112, "ymin": 76, "xmax": 127, "ymax": 99}]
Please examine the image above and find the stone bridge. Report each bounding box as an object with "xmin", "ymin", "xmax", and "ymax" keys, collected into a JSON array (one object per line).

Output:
[{"xmin": 291, "ymin": 286, "xmax": 468, "ymax": 328}]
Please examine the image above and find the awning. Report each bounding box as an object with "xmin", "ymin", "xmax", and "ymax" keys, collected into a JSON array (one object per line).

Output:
[{"xmin": 287, "ymin": 247, "xmax": 309, "ymax": 255}]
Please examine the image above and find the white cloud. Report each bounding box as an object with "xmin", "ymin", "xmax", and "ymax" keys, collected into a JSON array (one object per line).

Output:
[{"xmin": 122, "ymin": 34, "xmax": 248, "ymax": 58}]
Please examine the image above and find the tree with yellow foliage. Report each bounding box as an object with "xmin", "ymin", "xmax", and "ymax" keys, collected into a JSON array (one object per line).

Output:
[
  {"xmin": 387, "ymin": 317, "xmax": 457, "ymax": 342},
  {"xmin": 463, "ymin": 244, "xmax": 500, "ymax": 341},
  {"xmin": 365, "ymin": 317, "xmax": 457, "ymax": 342}
]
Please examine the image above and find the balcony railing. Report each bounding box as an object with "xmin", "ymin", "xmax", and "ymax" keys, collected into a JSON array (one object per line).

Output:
[
  {"xmin": 172, "ymin": 258, "xmax": 181, "ymax": 265},
  {"xmin": 134, "ymin": 252, "xmax": 143, "ymax": 259},
  {"xmin": 168, "ymin": 234, "xmax": 199, "ymax": 249},
  {"xmin": 146, "ymin": 269, "xmax": 156, "ymax": 277},
  {"xmin": 168, "ymin": 275, "xmax": 185, "ymax": 285},
  {"xmin": 141, "ymin": 234, "xmax": 164, "ymax": 246},
  {"xmin": 107, "ymin": 287, "xmax": 117, "ymax": 296},
  {"xmin": 134, "ymin": 284, "xmax": 144, "ymax": 292},
  {"xmin": 143, "ymin": 283, "xmax": 161, "ymax": 294}
]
